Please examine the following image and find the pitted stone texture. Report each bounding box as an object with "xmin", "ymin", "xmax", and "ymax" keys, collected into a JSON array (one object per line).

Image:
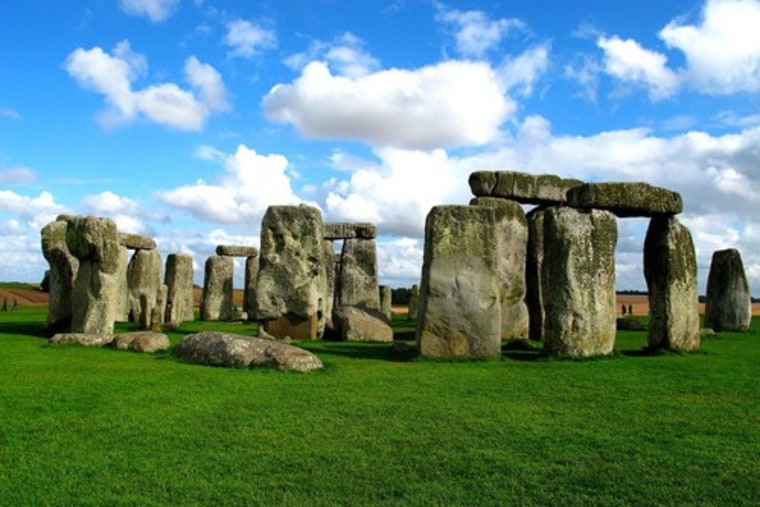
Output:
[
  {"xmin": 644, "ymin": 216, "xmax": 700, "ymax": 350},
  {"xmin": 215, "ymin": 245, "xmax": 259, "ymax": 257},
  {"xmin": 567, "ymin": 182, "xmax": 682, "ymax": 217},
  {"xmin": 200, "ymin": 255, "xmax": 233, "ymax": 321},
  {"xmin": 526, "ymin": 207, "xmax": 548, "ymax": 341},
  {"xmin": 416, "ymin": 205, "xmax": 501, "ymax": 358},
  {"xmin": 119, "ymin": 233, "xmax": 156, "ymax": 250},
  {"xmin": 50, "ymin": 333, "xmax": 114, "ymax": 347},
  {"xmin": 41, "ymin": 219, "xmax": 79, "ymax": 331},
  {"xmin": 243, "ymin": 255, "xmax": 258, "ymax": 321},
  {"xmin": 255, "ymin": 205, "xmax": 326, "ymax": 339},
  {"xmin": 407, "ymin": 284, "xmax": 419, "ymax": 322},
  {"xmin": 173, "ymin": 332, "xmax": 323, "ymax": 372},
  {"xmin": 704, "ymin": 248, "xmax": 752, "ymax": 332},
  {"xmin": 114, "ymin": 246, "xmax": 129, "ymax": 322},
  {"xmin": 111, "ymin": 332, "xmax": 170, "ymax": 353},
  {"xmin": 65, "ymin": 215, "xmax": 121, "ymax": 274},
  {"xmin": 541, "ymin": 207, "xmax": 617, "ymax": 358},
  {"xmin": 127, "ymin": 249, "xmax": 162, "ymax": 329},
  {"xmin": 322, "ymin": 242, "xmax": 338, "ymax": 331},
  {"xmin": 324, "ymin": 222, "xmax": 377, "ymax": 240},
  {"xmin": 333, "ymin": 305, "xmax": 393, "ymax": 342},
  {"xmin": 469, "ymin": 171, "xmax": 583, "ymax": 205},
  {"xmin": 471, "ymin": 197, "xmax": 529, "ymax": 339},
  {"xmin": 336, "ymin": 238, "xmax": 379, "ymax": 309},
  {"xmin": 164, "ymin": 253, "xmax": 195, "ymax": 325},
  {"xmin": 379, "ymin": 285, "xmax": 393, "ymax": 322}
]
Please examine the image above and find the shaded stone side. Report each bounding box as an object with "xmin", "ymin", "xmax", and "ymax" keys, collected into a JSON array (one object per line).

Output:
[
  {"xmin": 216, "ymin": 245, "xmax": 259, "ymax": 257},
  {"xmin": 243, "ymin": 255, "xmax": 258, "ymax": 322},
  {"xmin": 40, "ymin": 219, "xmax": 79, "ymax": 331},
  {"xmin": 127, "ymin": 249, "xmax": 162, "ymax": 329},
  {"xmin": 407, "ymin": 284, "xmax": 419, "ymax": 322},
  {"xmin": 379, "ymin": 285, "xmax": 392, "ymax": 322},
  {"xmin": 541, "ymin": 207, "xmax": 617, "ymax": 358},
  {"xmin": 324, "ymin": 222, "xmax": 377, "ymax": 240},
  {"xmin": 703, "ymin": 248, "xmax": 752, "ymax": 332},
  {"xmin": 114, "ymin": 246, "xmax": 130, "ymax": 322},
  {"xmin": 525, "ymin": 206, "xmax": 548, "ymax": 341},
  {"xmin": 322, "ymin": 242, "xmax": 338, "ymax": 331},
  {"xmin": 164, "ymin": 253, "xmax": 194, "ymax": 325},
  {"xmin": 471, "ymin": 197, "xmax": 529, "ymax": 339},
  {"xmin": 416, "ymin": 205, "xmax": 501, "ymax": 358},
  {"xmin": 567, "ymin": 182, "xmax": 683, "ymax": 217},
  {"xmin": 469, "ymin": 170, "xmax": 583, "ymax": 205},
  {"xmin": 200, "ymin": 255, "xmax": 233, "ymax": 321},
  {"xmin": 336, "ymin": 238, "xmax": 379, "ymax": 309},
  {"xmin": 643, "ymin": 216, "xmax": 700, "ymax": 350},
  {"xmin": 255, "ymin": 205, "xmax": 326, "ymax": 339}
]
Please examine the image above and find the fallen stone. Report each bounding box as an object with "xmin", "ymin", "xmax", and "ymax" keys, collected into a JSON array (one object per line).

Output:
[
  {"xmin": 567, "ymin": 182, "xmax": 683, "ymax": 217},
  {"xmin": 50, "ymin": 333, "xmax": 114, "ymax": 347},
  {"xmin": 704, "ymin": 248, "xmax": 752, "ymax": 332},
  {"xmin": 110, "ymin": 332, "xmax": 170, "ymax": 353},
  {"xmin": 215, "ymin": 245, "xmax": 259, "ymax": 257},
  {"xmin": 333, "ymin": 305, "xmax": 393, "ymax": 342}
]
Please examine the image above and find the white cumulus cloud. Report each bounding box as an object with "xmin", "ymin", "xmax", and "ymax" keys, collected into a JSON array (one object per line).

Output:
[
  {"xmin": 223, "ymin": 19, "xmax": 276, "ymax": 58},
  {"xmin": 435, "ymin": 6, "xmax": 525, "ymax": 57},
  {"xmin": 597, "ymin": 36, "xmax": 680, "ymax": 100},
  {"xmin": 119, "ymin": 0, "xmax": 179, "ymax": 22}
]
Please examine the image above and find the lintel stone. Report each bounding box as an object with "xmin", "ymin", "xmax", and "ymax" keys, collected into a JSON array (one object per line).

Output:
[
  {"xmin": 469, "ymin": 170, "xmax": 583, "ymax": 205},
  {"xmin": 324, "ymin": 222, "xmax": 377, "ymax": 240},
  {"xmin": 567, "ymin": 182, "xmax": 682, "ymax": 217},
  {"xmin": 216, "ymin": 244, "xmax": 259, "ymax": 257},
  {"xmin": 119, "ymin": 233, "xmax": 156, "ymax": 250}
]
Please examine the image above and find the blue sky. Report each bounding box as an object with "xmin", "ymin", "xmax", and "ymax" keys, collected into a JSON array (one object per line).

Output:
[{"xmin": 1, "ymin": 0, "xmax": 759, "ymax": 294}]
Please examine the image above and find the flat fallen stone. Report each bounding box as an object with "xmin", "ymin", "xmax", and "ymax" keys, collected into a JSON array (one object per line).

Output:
[
  {"xmin": 110, "ymin": 332, "xmax": 170, "ymax": 353},
  {"xmin": 324, "ymin": 222, "xmax": 377, "ymax": 240},
  {"xmin": 567, "ymin": 182, "xmax": 682, "ymax": 217},
  {"xmin": 119, "ymin": 233, "xmax": 156, "ymax": 250},
  {"xmin": 215, "ymin": 245, "xmax": 259, "ymax": 257},
  {"xmin": 50, "ymin": 333, "xmax": 114, "ymax": 347},
  {"xmin": 469, "ymin": 171, "xmax": 583, "ymax": 205}
]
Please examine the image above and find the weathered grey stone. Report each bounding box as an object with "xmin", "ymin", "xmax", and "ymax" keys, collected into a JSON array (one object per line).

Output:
[
  {"xmin": 127, "ymin": 249, "xmax": 162, "ymax": 329},
  {"xmin": 703, "ymin": 248, "xmax": 752, "ymax": 332},
  {"xmin": 243, "ymin": 255, "xmax": 258, "ymax": 322},
  {"xmin": 336, "ymin": 238, "xmax": 379, "ymax": 309},
  {"xmin": 525, "ymin": 207, "xmax": 548, "ymax": 341},
  {"xmin": 469, "ymin": 171, "xmax": 583, "ymax": 205},
  {"xmin": 164, "ymin": 253, "xmax": 195, "ymax": 325},
  {"xmin": 322, "ymin": 242, "xmax": 338, "ymax": 331},
  {"xmin": 333, "ymin": 305, "xmax": 393, "ymax": 342},
  {"xmin": 379, "ymin": 285, "xmax": 393, "ymax": 322},
  {"xmin": 173, "ymin": 332, "xmax": 323, "ymax": 372},
  {"xmin": 215, "ymin": 245, "xmax": 259, "ymax": 257},
  {"xmin": 200, "ymin": 255, "xmax": 233, "ymax": 321},
  {"xmin": 110, "ymin": 332, "xmax": 170, "ymax": 353},
  {"xmin": 567, "ymin": 182, "xmax": 683, "ymax": 217},
  {"xmin": 470, "ymin": 197, "xmax": 529, "ymax": 339},
  {"xmin": 407, "ymin": 284, "xmax": 419, "ymax": 322},
  {"xmin": 65, "ymin": 216, "xmax": 121, "ymax": 335},
  {"xmin": 416, "ymin": 205, "xmax": 501, "ymax": 358},
  {"xmin": 119, "ymin": 233, "xmax": 156, "ymax": 250},
  {"xmin": 152, "ymin": 284, "xmax": 167, "ymax": 330},
  {"xmin": 40, "ymin": 220, "xmax": 79, "ymax": 331},
  {"xmin": 50, "ymin": 333, "xmax": 114, "ymax": 347},
  {"xmin": 643, "ymin": 215, "xmax": 700, "ymax": 351},
  {"xmin": 541, "ymin": 207, "xmax": 617, "ymax": 357},
  {"xmin": 256, "ymin": 205, "xmax": 326, "ymax": 339},
  {"xmin": 114, "ymin": 246, "xmax": 129, "ymax": 322},
  {"xmin": 324, "ymin": 222, "xmax": 377, "ymax": 240}
]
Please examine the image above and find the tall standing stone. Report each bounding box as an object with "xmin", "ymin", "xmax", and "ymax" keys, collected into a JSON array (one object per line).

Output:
[
  {"xmin": 336, "ymin": 238, "xmax": 380, "ymax": 309},
  {"xmin": 127, "ymin": 249, "xmax": 162, "ymax": 329},
  {"xmin": 243, "ymin": 255, "xmax": 258, "ymax": 321},
  {"xmin": 322, "ymin": 242, "xmax": 338, "ymax": 331},
  {"xmin": 200, "ymin": 255, "xmax": 233, "ymax": 321},
  {"xmin": 164, "ymin": 253, "xmax": 194, "ymax": 325},
  {"xmin": 407, "ymin": 284, "xmax": 419, "ymax": 322},
  {"xmin": 114, "ymin": 246, "xmax": 129, "ymax": 322},
  {"xmin": 703, "ymin": 248, "xmax": 752, "ymax": 332},
  {"xmin": 471, "ymin": 197, "xmax": 529, "ymax": 339},
  {"xmin": 525, "ymin": 207, "xmax": 548, "ymax": 341},
  {"xmin": 40, "ymin": 219, "xmax": 79, "ymax": 331},
  {"xmin": 379, "ymin": 285, "xmax": 393, "ymax": 322},
  {"xmin": 541, "ymin": 207, "xmax": 617, "ymax": 357},
  {"xmin": 644, "ymin": 216, "xmax": 700, "ymax": 350},
  {"xmin": 416, "ymin": 205, "xmax": 501, "ymax": 358},
  {"xmin": 255, "ymin": 205, "xmax": 326, "ymax": 339}
]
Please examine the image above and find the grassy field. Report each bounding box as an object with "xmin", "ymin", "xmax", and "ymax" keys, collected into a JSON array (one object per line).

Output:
[{"xmin": 0, "ymin": 307, "xmax": 758, "ymax": 506}]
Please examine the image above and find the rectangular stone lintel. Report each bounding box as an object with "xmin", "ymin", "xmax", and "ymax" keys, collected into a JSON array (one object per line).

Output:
[
  {"xmin": 215, "ymin": 245, "xmax": 259, "ymax": 257},
  {"xmin": 119, "ymin": 232, "xmax": 156, "ymax": 250},
  {"xmin": 324, "ymin": 222, "xmax": 377, "ymax": 240},
  {"xmin": 469, "ymin": 170, "xmax": 583, "ymax": 205}
]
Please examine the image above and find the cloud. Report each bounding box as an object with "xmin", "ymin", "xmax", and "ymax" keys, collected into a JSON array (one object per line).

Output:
[
  {"xmin": 597, "ymin": 36, "xmax": 680, "ymax": 100},
  {"xmin": 435, "ymin": 6, "xmax": 525, "ymax": 57},
  {"xmin": 64, "ymin": 41, "xmax": 228, "ymax": 130},
  {"xmin": 0, "ymin": 190, "xmax": 68, "ymax": 231},
  {"xmin": 119, "ymin": 0, "xmax": 179, "ymax": 22},
  {"xmin": 0, "ymin": 167, "xmax": 37, "ymax": 185},
  {"xmin": 223, "ymin": 19, "xmax": 276, "ymax": 58},
  {"xmin": 263, "ymin": 60, "xmax": 514, "ymax": 150},
  {"xmin": 499, "ymin": 44, "xmax": 550, "ymax": 97},
  {"xmin": 0, "ymin": 107, "xmax": 20, "ymax": 120},
  {"xmin": 79, "ymin": 191, "xmax": 142, "ymax": 215}
]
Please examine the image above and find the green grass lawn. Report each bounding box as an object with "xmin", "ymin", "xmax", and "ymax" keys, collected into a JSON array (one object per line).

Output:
[{"xmin": 1, "ymin": 308, "xmax": 758, "ymax": 506}]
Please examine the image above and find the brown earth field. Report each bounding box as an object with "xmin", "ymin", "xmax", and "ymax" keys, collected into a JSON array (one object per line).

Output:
[{"xmin": 2, "ymin": 285, "xmax": 759, "ymax": 316}]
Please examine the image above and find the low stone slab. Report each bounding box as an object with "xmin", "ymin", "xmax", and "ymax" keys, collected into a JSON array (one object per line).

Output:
[
  {"xmin": 172, "ymin": 332, "xmax": 323, "ymax": 372},
  {"xmin": 567, "ymin": 182, "xmax": 682, "ymax": 217},
  {"xmin": 215, "ymin": 245, "xmax": 259, "ymax": 257},
  {"xmin": 469, "ymin": 171, "xmax": 583, "ymax": 205},
  {"xmin": 50, "ymin": 333, "xmax": 114, "ymax": 347},
  {"xmin": 333, "ymin": 305, "xmax": 393, "ymax": 342},
  {"xmin": 111, "ymin": 332, "xmax": 170, "ymax": 353},
  {"xmin": 324, "ymin": 222, "xmax": 377, "ymax": 240},
  {"xmin": 119, "ymin": 233, "xmax": 156, "ymax": 250}
]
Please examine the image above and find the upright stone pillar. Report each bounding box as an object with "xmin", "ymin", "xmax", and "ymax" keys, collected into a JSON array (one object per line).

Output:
[
  {"xmin": 541, "ymin": 207, "xmax": 617, "ymax": 357},
  {"xmin": 416, "ymin": 205, "xmax": 501, "ymax": 358},
  {"xmin": 164, "ymin": 253, "xmax": 194, "ymax": 325},
  {"xmin": 644, "ymin": 216, "xmax": 700, "ymax": 350},
  {"xmin": 703, "ymin": 248, "xmax": 752, "ymax": 332},
  {"xmin": 114, "ymin": 246, "xmax": 129, "ymax": 322},
  {"xmin": 127, "ymin": 249, "xmax": 162, "ymax": 329},
  {"xmin": 322, "ymin": 242, "xmax": 338, "ymax": 331},
  {"xmin": 200, "ymin": 255, "xmax": 233, "ymax": 321},
  {"xmin": 471, "ymin": 196, "xmax": 529, "ymax": 339},
  {"xmin": 243, "ymin": 255, "xmax": 258, "ymax": 321},
  {"xmin": 255, "ymin": 205, "xmax": 326, "ymax": 339},
  {"xmin": 40, "ymin": 219, "xmax": 79, "ymax": 332},
  {"xmin": 526, "ymin": 207, "xmax": 548, "ymax": 341},
  {"xmin": 336, "ymin": 238, "xmax": 380, "ymax": 309},
  {"xmin": 407, "ymin": 284, "xmax": 419, "ymax": 322},
  {"xmin": 379, "ymin": 285, "xmax": 393, "ymax": 322}
]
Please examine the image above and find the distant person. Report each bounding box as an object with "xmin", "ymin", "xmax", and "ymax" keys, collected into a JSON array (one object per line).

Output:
[
  {"xmin": 1, "ymin": 297, "xmax": 6, "ymax": 312},
  {"xmin": 12, "ymin": 298, "xmax": 18, "ymax": 311},
  {"xmin": 628, "ymin": 304, "xmax": 633, "ymax": 316},
  {"xmin": 621, "ymin": 304, "xmax": 627, "ymax": 316}
]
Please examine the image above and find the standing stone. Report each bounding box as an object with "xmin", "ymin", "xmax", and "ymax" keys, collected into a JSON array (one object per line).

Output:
[
  {"xmin": 200, "ymin": 255, "xmax": 233, "ymax": 321},
  {"xmin": 526, "ymin": 206, "xmax": 549, "ymax": 341},
  {"xmin": 164, "ymin": 253, "xmax": 194, "ymax": 325},
  {"xmin": 243, "ymin": 255, "xmax": 258, "ymax": 322},
  {"xmin": 644, "ymin": 216, "xmax": 700, "ymax": 350},
  {"xmin": 40, "ymin": 219, "xmax": 79, "ymax": 332},
  {"xmin": 541, "ymin": 207, "xmax": 617, "ymax": 358},
  {"xmin": 65, "ymin": 215, "xmax": 121, "ymax": 335},
  {"xmin": 322, "ymin": 242, "xmax": 338, "ymax": 331},
  {"xmin": 379, "ymin": 285, "xmax": 393, "ymax": 322},
  {"xmin": 152, "ymin": 284, "xmax": 168, "ymax": 331},
  {"xmin": 703, "ymin": 248, "xmax": 752, "ymax": 332},
  {"xmin": 336, "ymin": 238, "xmax": 380, "ymax": 309},
  {"xmin": 114, "ymin": 246, "xmax": 129, "ymax": 322},
  {"xmin": 127, "ymin": 249, "xmax": 162, "ymax": 329},
  {"xmin": 255, "ymin": 205, "xmax": 326, "ymax": 339},
  {"xmin": 407, "ymin": 284, "xmax": 419, "ymax": 322},
  {"xmin": 416, "ymin": 205, "xmax": 501, "ymax": 358},
  {"xmin": 471, "ymin": 197, "xmax": 529, "ymax": 339}
]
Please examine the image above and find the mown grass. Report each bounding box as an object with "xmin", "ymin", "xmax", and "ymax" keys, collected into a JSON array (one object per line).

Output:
[{"xmin": 0, "ymin": 309, "xmax": 758, "ymax": 506}]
